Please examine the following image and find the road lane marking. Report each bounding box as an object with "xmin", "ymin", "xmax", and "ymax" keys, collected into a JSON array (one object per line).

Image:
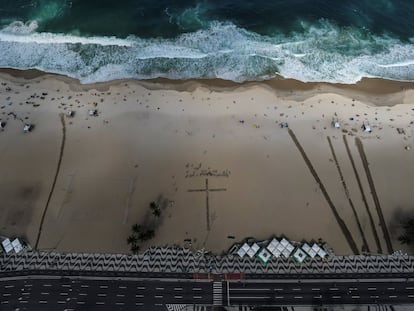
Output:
[
  {"xmin": 24, "ymin": 284, "xmax": 32, "ymax": 287},
  {"xmin": 370, "ymin": 295, "xmax": 379, "ymax": 298},
  {"xmin": 97, "ymin": 293, "xmax": 106, "ymax": 297},
  {"xmin": 388, "ymin": 287, "xmax": 395, "ymax": 290},
  {"xmin": 352, "ymin": 296, "xmax": 360, "ymax": 299},
  {"xmin": 329, "ymin": 288, "xmax": 339, "ymax": 291},
  {"xmin": 2, "ymin": 293, "xmax": 11, "ymax": 297},
  {"xmin": 136, "ymin": 303, "xmax": 144, "ymax": 306},
  {"xmin": 137, "ymin": 286, "xmax": 146, "ymax": 290},
  {"xmin": 39, "ymin": 300, "xmax": 48, "ymax": 304},
  {"xmin": 311, "ymin": 288, "xmax": 320, "ymax": 291},
  {"xmin": 193, "ymin": 288, "xmax": 202, "ymax": 291},
  {"xmin": 43, "ymin": 284, "xmax": 52, "ymax": 287},
  {"xmin": 275, "ymin": 296, "xmax": 284, "ymax": 299},
  {"xmin": 79, "ymin": 293, "xmax": 87, "ymax": 296},
  {"xmin": 174, "ymin": 287, "xmax": 183, "ymax": 291},
  {"xmin": 175, "ymin": 295, "xmax": 183, "ymax": 299},
  {"xmin": 4, "ymin": 285, "xmax": 14, "ymax": 288},
  {"xmin": 332, "ymin": 295, "xmax": 341, "ymax": 299},
  {"xmin": 314, "ymin": 295, "xmax": 322, "ymax": 299},
  {"xmin": 155, "ymin": 303, "xmax": 163, "ymax": 306},
  {"xmin": 194, "ymin": 296, "xmax": 203, "ymax": 299},
  {"xmin": 155, "ymin": 295, "xmax": 163, "ymax": 298},
  {"xmin": 119, "ymin": 286, "xmax": 127, "ymax": 289},
  {"xmin": 230, "ymin": 288, "xmax": 271, "ymax": 291},
  {"xmin": 81, "ymin": 285, "xmax": 89, "ymax": 288},
  {"xmin": 274, "ymin": 288, "xmax": 283, "ymax": 291},
  {"xmin": 41, "ymin": 292, "xmax": 50, "ymax": 295},
  {"xmin": 231, "ymin": 296, "xmax": 271, "ymax": 299},
  {"xmin": 407, "ymin": 287, "xmax": 414, "ymax": 290},
  {"xmin": 294, "ymin": 296, "xmax": 303, "ymax": 299},
  {"xmin": 116, "ymin": 294, "xmax": 125, "ymax": 297},
  {"xmin": 408, "ymin": 295, "xmax": 414, "ymax": 298},
  {"xmin": 58, "ymin": 301, "xmax": 66, "ymax": 304},
  {"xmin": 62, "ymin": 284, "xmax": 71, "ymax": 288},
  {"xmin": 19, "ymin": 300, "xmax": 28, "ymax": 303},
  {"xmin": 22, "ymin": 293, "xmax": 29, "ymax": 296},
  {"xmin": 77, "ymin": 301, "xmax": 85, "ymax": 305},
  {"xmin": 60, "ymin": 293, "xmax": 68, "ymax": 296},
  {"xmin": 389, "ymin": 295, "xmax": 398, "ymax": 298},
  {"xmin": 368, "ymin": 287, "xmax": 376, "ymax": 291},
  {"xmin": 96, "ymin": 302, "xmax": 105, "ymax": 305},
  {"xmin": 116, "ymin": 302, "xmax": 124, "ymax": 306},
  {"xmin": 292, "ymin": 288, "xmax": 301, "ymax": 291},
  {"xmin": 156, "ymin": 287, "xmax": 164, "ymax": 290},
  {"xmin": 136, "ymin": 294, "xmax": 144, "ymax": 298},
  {"xmin": 99, "ymin": 285, "xmax": 108, "ymax": 289}
]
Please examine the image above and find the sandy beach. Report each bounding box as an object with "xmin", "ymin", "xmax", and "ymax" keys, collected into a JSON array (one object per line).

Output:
[{"xmin": 0, "ymin": 69, "xmax": 413, "ymax": 255}]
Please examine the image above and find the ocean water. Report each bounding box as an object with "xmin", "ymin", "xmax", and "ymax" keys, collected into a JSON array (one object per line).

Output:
[{"xmin": 0, "ymin": 0, "xmax": 413, "ymax": 84}]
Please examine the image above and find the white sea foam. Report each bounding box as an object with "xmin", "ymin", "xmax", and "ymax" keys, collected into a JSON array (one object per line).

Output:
[{"xmin": 0, "ymin": 20, "xmax": 413, "ymax": 84}]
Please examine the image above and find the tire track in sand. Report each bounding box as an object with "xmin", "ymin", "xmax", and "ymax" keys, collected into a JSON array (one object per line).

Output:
[
  {"xmin": 355, "ymin": 137, "xmax": 393, "ymax": 254},
  {"xmin": 343, "ymin": 135, "xmax": 382, "ymax": 253},
  {"xmin": 35, "ymin": 113, "xmax": 66, "ymax": 249},
  {"xmin": 327, "ymin": 136, "xmax": 370, "ymax": 253},
  {"xmin": 288, "ymin": 129, "xmax": 359, "ymax": 254}
]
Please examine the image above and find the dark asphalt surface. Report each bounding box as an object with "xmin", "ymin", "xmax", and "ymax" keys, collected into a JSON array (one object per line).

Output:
[
  {"xmin": 224, "ymin": 279, "xmax": 414, "ymax": 306},
  {"xmin": 0, "ymin": 276, "xmax": 212, "ymax": 311},
  {"xmin": 1, "ymin": 272, "xmax": 414, "ymax": 310}
]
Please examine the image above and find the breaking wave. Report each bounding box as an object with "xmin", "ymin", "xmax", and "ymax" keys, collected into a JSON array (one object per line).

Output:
[{"xmin": 0, "ymin": 19, "xmax": 413, "ymax": 84}]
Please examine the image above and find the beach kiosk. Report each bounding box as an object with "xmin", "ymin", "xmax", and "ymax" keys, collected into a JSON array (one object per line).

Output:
[
  {"xmin": 292, "ymin": 248, "xmax": 308, "ymax": 263},
  {"xmin": 257, "ymin": 248, "xmax": 272, "ymax": 264}
]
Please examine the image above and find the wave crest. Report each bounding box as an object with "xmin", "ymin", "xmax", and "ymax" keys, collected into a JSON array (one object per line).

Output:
[{"xmin": 0, "ymin": 20, "xmax": 413, "ymax": 84}]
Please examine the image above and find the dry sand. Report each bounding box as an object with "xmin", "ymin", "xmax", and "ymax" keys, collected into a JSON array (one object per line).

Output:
[{"xmin": 0, "ymin": 69, "xmax": 413, "ymax": 255}]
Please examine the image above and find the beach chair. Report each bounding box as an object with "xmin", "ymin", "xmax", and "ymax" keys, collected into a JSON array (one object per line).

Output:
[{"xmin": 89, "ymin": 109, "xmax": 98, "ymax": 116}]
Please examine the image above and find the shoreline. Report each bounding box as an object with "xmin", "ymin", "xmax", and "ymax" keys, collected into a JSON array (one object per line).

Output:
[{"xmin": 1, "ymin": 67, "xmax": 414, "ymax": 106}]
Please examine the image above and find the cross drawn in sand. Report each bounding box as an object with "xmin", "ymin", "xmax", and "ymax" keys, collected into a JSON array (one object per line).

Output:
[{"xmin": 188, "ymin": 178, "xmax": 226, "ymax": 231}]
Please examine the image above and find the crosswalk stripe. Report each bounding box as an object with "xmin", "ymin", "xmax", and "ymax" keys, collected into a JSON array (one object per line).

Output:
[{"xmin": 213, "ymin": 282, "xmax": 223, "ymax": 306}]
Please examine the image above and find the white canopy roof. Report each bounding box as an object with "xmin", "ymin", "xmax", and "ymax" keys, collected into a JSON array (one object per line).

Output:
[
  {"xmin": 2, "ymin": 238, "xmax": 13, "ymax": 253},
  {"xmin": 11, "ymin": 238, "xmax": 23, "ymax": 253},
  {"xmin": 247, "ymin": 243, "xmax": 260, "ymax": 258},
  {"xmin": 266, "ymin": 238, "xmax": 279, "ymax": 253}
]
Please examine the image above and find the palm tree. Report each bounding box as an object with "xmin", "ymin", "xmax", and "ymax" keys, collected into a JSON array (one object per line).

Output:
[
  {"xmin": 127, "ymin": 235, "xmax": 137, "ymax": 245},
  {"xmin": 139, "ymin": 229, "xmax": 155, "ymax": 241},
  {"xmin": 150, "ymin": 201, "xmax": 161, "ymax": 217},
  {"xmin": 132, "ymin": 224, "xmax": 141, "ymax": 234},
  {"xmin": 399, "ymin": 219, "xmax": 414, "ymax": 245},
  {"xmin": 131, "ymin": 243, "xmax": 140, "ymax": 254},
  {"xmin": 152, "ymin": 208, "xmax": 161, "ymax": 217}
]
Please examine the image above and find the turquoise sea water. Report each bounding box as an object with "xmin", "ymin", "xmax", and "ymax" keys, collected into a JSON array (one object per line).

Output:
[{"xmin": 0, "ymin": 0, "xmax": 413, "ymax": 83}]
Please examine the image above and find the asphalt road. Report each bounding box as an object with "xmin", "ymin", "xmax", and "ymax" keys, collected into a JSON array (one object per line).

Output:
[
  {"xmin": 224, "ymin": 279, "xmax": 414, "ymax": 307},
  {"xmin": 0, "ymin": 276, "xmax": 212, "ymax": 311},
  {"xmin": 1, "ymin": 273, "xmax": 414, "ymax": 310}
]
